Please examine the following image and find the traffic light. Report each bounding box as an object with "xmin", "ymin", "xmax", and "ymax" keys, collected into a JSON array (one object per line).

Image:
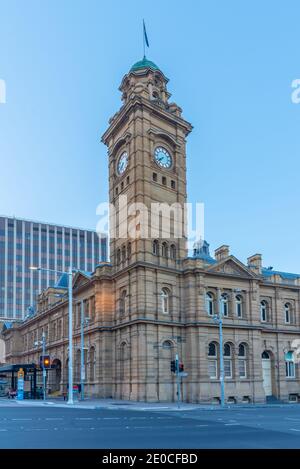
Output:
[
  {"xmin": 40, "ymin": 355, "xmax": 51, "ymax": 369},
  {"xmin": 170, "ymin": 360, "xmax": 176, "ymax": 373},
  {"xmin": 179, "ymin": 362, "xmax": 184, "ymax": 372}
]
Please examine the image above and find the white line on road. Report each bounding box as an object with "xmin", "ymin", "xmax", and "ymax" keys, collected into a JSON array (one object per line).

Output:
[
  {"xmin": 102, "ymin": 417, "xmax": 120, "ymax": 420},
  {"xmin": 285, "ymin": 418, "xmax": 300, "ymax": 422},
  {"xmin": 45, "ymin": 418, "xmax": 64, "ymax": 421},
  {"xmin": 75, "ymin": 417, "xmax": 93, "ymax": 420},
  {"xmin": 12, "ymin": 418, "xmax": 32, "ymax": 421},
  {"xmin": 0, "ymin": 429, "xmax": 8, "ymax": 432},
  {"xmin": 289, "ymin": 428, "xmax": 300, "ymax": 432},
  {"xmin": 225, "ymin": 423, "xmax": 241, "ymax": 426}
]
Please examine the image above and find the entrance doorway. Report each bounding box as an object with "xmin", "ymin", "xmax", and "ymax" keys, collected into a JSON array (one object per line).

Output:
[{"xmin": 261, "ymin": 351, "xmax": 272, "ymax": 396}]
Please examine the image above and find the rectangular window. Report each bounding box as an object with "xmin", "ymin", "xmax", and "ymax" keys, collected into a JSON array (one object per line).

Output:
[
  {"xmin": 208, "ymin": 360, "xmax": 218, "ymax": 379},
  {"xmin": 286, "ymin": 361, "xmax": 295, "ymax": 378},
  {"xmin": 224, "ymin": 359, "xmax": 232, "ymax": 378},
  {"xmin": 238, "ymin": 359, "xmax": 247, "ymax": 378},
  {"xmin": 171, "ymin": 180, "xmax": 176, "ymax": 189},
  {"xmin": 162, "ymin": 176, "xmax": 166, "ymax": 186},
  {"xmin": 152, "ymin": 172, "xmax": 157, "ymax": 182}
]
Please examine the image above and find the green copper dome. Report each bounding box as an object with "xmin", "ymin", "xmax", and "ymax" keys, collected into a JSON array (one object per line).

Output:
[{"xmin": 130, "ymin": 57, "xmax": 160, "ymax": 72}]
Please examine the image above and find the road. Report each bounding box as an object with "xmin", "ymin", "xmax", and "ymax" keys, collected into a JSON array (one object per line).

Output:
[{"xmin": 0, "ymin": 401, "xmax": 300, "ymax": 448}]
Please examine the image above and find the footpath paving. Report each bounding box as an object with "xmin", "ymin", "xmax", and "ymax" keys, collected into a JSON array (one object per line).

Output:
[{"xmin": 2, "ymin": 396, "xmax": 299, "ymax": 412}]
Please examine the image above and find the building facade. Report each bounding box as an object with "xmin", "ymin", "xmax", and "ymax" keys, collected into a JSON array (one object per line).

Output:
[
  {"xmin": 0, "ymin": 216, "xmax": 107, "ymax": 320},
  {"xmin": 2, "ymin": 58, "xmax": 300, "ymax": 404}
]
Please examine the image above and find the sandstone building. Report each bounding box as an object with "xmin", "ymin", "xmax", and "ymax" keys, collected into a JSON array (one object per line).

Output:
[{"xmin": 2, "ymin": 57, "xmax": 300, "ymax": 404}]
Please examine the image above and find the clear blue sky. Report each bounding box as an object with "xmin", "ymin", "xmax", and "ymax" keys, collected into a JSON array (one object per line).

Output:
[{"xmin": 0, "ymin": 0, "xmax": 299, "ymax": 272}]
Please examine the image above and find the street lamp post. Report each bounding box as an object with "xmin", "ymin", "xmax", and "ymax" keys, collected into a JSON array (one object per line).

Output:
[
  {"xmin": 213, "ymin": 289, "xmax": 225, "ymax": 407},
  {"xmin": 34, "ymin": 332, "xmax": 47, "ymax": 401},
  {"xmin": 80, "ymin": 300, "xmax": 90, "ymax": 401},
  {"xmin": 30, "ymin": 265, "xmax": 76, "ymax": 405},
  {"xmin": 213, "ymin": 288, "xmax": 242, "ymax": 407}
]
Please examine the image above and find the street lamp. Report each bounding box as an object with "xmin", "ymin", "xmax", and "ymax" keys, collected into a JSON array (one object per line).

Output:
[
  {"xmin": 213, "ymin": 289, "xmax": 225, "ymax": 407},
  {"xmin": 213, "ymin": 288, "xmax": 242, "ymax": 407},
  {"xmin": 34, "ymin": 331, "xmax": 47, "ymax": 401},
  {"xmin": 80, "ymin": 299, "xmax": 90, "ymax": 401},
  {"xmin": 30, "ymin": 265, "xmax": 76, "ymax": 405}
]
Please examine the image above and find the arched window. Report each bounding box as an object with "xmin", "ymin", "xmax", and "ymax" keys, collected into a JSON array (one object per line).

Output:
[
  {"xmin": 120, "ymin": 290, "xmax": 126, "ymax": 315},
  {"xmin": 89, "ymin": 347, "xmax": 96, "ymax": 381},
  {"xmin": 162, "ymin": 340, "xmax": 173, "ymax": 350},
  {"xmin": 235, "ymin": 295, "xmax": 243, "ymax": 318},
  {"xmin": 127, "ymin": 242, "xmax": 132, "ymax": 258},
  {"xmin": 153, "ymin": 240, "xmax": 159, "ymax": 256},
  {"xmin": 285, "ymin": 350, "xmax": 295, "ymax": 378},
  {"xmin": 206, "ymin": 292, "xmax": 215, "ymax": 316},
  {"xmin": 238, "ymin": 343, "xmax": 247, "ymax": 379},
  {"xmin": 162, "ymin": 242, "xmax": 168, "ymax": 258},
  {"xmin": 284, "ymin": 303, "xmax": 291, "ymax": 324},
  {"xmin": 221, "ymin": 293, "xmax": 229, "ymax": 317},
  {"xmin": 208, "ymin": 342, "xmax": 218, "ymax": 379},
  {"xmin": 224, "ymin": 342, "xmax": 233, "ymax": 379},
  {"xmin": 170, "ymin": 244, "xmax": 176, "ymax": 259},
  {"xmin": 117, "ymin": 249, "xmax": 121, "ymax": 265},
  {"xmin": 262, "ymin": 351, "xmax": 270, "ymax": 359},
  {"xmin": 76, "ymin": 349, "xmax": 81, "ymax": 382},
  {"xmin": 260, "ymin": 300, "xmax": 268, "ymax": 322},
  {"xmin": 161, "ymin": 288, "xmax": 170, "ymax": 314}
]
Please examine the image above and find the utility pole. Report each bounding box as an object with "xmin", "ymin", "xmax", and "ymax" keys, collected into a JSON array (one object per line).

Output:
[
  {"xmin": 175, "ymin": 354, "xmax": 181, "ymax": 409},
  {"xmin": 80, "ymin": 300, "xmax": 85, "ymax": 400},
  {"xmin": 42, "ymin": 332, "xmax": 46, "ymax": 401}
]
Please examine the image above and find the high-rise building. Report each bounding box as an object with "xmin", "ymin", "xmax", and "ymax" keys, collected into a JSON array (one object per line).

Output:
[{"xmin": 0, "ymin": 216, "xmax": 107, "ymax": 319}]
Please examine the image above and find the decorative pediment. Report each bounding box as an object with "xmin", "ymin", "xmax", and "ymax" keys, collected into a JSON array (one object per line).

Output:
[
  {"xmin": 72, "ymin": 271, "xmax": 92, "ymax": 290},
  {"xmin": 206, "ymin": 256, "xmax": 258, "ymax": 279}
]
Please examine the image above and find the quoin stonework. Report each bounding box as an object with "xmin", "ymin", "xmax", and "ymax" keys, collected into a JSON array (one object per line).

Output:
[{"xmin": 2, "ymin": 57, "xmax": 300, "ymax": 403}]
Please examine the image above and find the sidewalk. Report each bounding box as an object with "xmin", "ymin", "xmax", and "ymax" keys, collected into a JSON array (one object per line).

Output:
[{"xmin": 7, "ymin": 397, "xmax": 299, "ymax": 411}]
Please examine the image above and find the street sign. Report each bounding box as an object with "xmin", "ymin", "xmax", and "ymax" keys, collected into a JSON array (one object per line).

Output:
[{"xmin": 178, "ymin": 372, "xmax": 188, "ymax": 378}]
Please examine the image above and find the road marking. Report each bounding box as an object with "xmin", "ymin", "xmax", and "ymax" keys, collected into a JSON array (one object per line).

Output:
[
  {"xmin": 225, "ymin": 423, "xmax": 241, "ymax": 426},
  {"xmin": 12, "ymin": 418, "xmax": 32, "ymax": 421},
  {"xmin": 285, "ymin": 418, "xmax": 300, "ymax": 422},
  {"xmin": 129, "ymin": 417, "xmax": 147, "ymax": 420},
  {"xmin": 102, "ymin": 417, "xmax": 120, "ymax": 420},
  {"xmin": 0, "ymin": 429, "xmax": 8, "ymax": 432},
  {"xmin": 75, "ymin": 417, "xmax": 93, "ymax": 420},
  {"xmin": 45, "ymin": 418, "xmax": 64, "ymax": 421},
  {"xmin": 195, "ymin": 425, "xmax": 209, "ymax": 427},
  {"xmin": 289, "ymin": 428, "xmax": 300, "ymax": 432}
]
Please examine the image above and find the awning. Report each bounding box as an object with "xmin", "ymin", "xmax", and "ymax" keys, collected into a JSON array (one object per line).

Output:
[{"xmin": 0, "ymin": 363, "xmax": 36, "ymax": 373}]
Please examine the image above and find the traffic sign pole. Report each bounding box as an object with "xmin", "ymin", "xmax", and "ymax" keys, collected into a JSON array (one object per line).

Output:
[{"xmin": 175, "ymin": 354, "xmax": 181, "ymax": 409}]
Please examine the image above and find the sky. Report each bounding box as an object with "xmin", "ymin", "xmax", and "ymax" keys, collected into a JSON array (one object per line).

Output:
[{"xmin": 0, "ymin": 0, "xmax": 299, "ymax": 272}]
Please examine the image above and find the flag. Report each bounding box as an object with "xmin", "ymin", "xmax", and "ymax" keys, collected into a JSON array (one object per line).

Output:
[{"xmin": 143, "ymin": 20, "xmax": 149, "ymax": 48}]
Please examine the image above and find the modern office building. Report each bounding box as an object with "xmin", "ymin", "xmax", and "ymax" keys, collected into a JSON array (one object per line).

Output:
[{"xmin": 0, "ymin": 216, "xmax": 107, "ymax": 319}]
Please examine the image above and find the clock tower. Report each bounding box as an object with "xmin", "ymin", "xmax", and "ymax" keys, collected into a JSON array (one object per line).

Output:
[{"xmin": 102, "ymin": 57, "xmax": 192, "ymax": 270}]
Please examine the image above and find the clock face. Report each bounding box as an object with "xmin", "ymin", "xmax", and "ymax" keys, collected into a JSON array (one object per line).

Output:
[
  {"xmin": 117, "ymin": 152, "xmax": 128, "ymax": 175},
  {"xmin": 154, "ymin": 146, "xmax": 172, "ymax": 169}
]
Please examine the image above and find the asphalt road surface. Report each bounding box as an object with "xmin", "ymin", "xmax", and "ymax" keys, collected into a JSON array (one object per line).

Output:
[{"xmin": 0, "ymin": 402, "xmax": 300, "ymax": 448}]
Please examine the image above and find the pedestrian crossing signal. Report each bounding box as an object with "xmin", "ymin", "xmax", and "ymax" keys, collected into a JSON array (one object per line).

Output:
[{"xmin": 170, "ymin": 360, "xmax": 176, "ymax": 373}]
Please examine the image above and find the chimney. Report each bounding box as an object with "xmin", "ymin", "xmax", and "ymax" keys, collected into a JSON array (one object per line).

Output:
[
  {"xmin": 247, "ymin": 253, "xmax": 262, "ymax": 274},
  {"xmin": 214, "ymin": 245, "xmax": 230, "ymax": 262}
]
